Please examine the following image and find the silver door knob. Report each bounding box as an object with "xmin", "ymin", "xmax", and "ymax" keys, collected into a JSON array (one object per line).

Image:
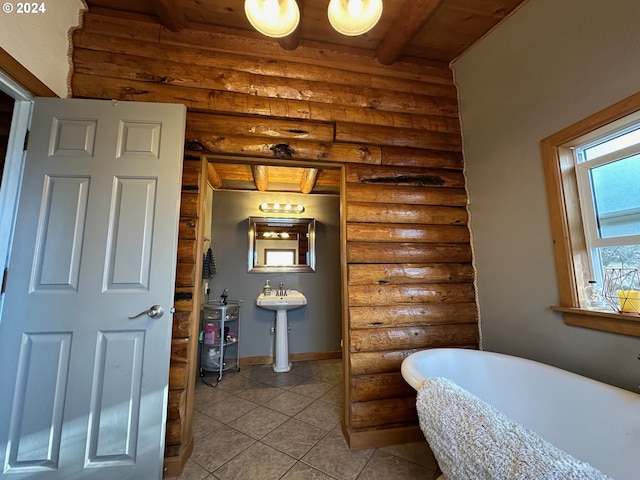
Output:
[{"xmin": 128, "ymin": 304, "xmax": 165, "ymax": 320}]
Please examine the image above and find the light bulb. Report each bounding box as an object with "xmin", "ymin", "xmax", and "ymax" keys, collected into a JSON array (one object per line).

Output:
[
  {"xmin": 348, "ymin": 0, "xmax": 363, "ymax": 17},
  {"xmin": 263, "ymin": 0, "xmax": 280, "ymax": 24},
  {"xmin": 244, "ymin": 0, "xmax": 300, "ymax": 38},
  {"xmin": 328, "ymin": 0, "xmax": 383, "ymax": 36}
]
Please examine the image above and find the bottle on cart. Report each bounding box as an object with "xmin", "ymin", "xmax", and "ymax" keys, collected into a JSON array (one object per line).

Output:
[{"xmin": 204, "ymin": 322, "xmax": 218, "ymax": 344}]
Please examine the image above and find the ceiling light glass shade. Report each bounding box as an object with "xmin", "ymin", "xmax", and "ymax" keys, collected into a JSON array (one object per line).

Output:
[
  {"xmin": 245, "ymin": 0, "xmax": 300, "ymax": 38},
  {"xmin": 327, "ymin": 0, "xmax": 383, "ymax": 36}
]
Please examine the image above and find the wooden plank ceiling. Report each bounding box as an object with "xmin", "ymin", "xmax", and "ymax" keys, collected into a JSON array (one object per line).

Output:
[{"xmin": 84, "ymin": 0, "xmax": 526, "ymax": 194}]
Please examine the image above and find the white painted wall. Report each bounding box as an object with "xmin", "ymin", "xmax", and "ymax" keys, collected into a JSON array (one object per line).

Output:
[
  {"xmin": 0, "ymin": 1, "xmax": 86, "ymax": 97},
  {"xmin": 453, "ymin": 0, "xmax": 640, "ymax": 391}
]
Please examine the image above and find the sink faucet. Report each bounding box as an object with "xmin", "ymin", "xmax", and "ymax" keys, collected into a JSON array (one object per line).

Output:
[{"xmin": 276, "ymin": 283, "xmax": 287, "ymax": 296}]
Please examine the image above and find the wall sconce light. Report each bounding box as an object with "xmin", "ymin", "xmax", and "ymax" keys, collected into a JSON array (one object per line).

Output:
[
  {"xmin": 328, "ymin": 0, "xmax": 383, "ymax": 36},
  {"xmin": 244, "ymin": 0, "xmax": 300, "ymax": 38},
  {"xmin": 259, "ymin": 202, "xmax": 305, "ymax": 213}
]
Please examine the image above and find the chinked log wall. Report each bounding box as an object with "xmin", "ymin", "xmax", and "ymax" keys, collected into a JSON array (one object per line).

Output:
[{"xmin": 71, "ymin": 8, "xmax": 479, "ymax": 469}]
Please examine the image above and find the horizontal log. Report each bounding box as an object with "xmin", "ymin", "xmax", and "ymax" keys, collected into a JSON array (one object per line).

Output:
[
  {"xmin": 350, "ymin": 349, "xmax": 423, "ymax": 375},
  {"xmin": 180, "ymin": 192, "xmax": 199, "ymax": 218},
  {"xmin": 346, "ymin": 224, "xmax": 470, "ymax": 243},
  {"xmin": 350, "ymin": 324, "xmax": 480, "ymax": 353},
  {"xmin": 181, "ymin": 157, "xmax": 202, "ymax": 188},
  {"xmin": 345, "ymin": 164, "xmax": 465, "ymax": 187},
  {"xmin": 381, "ymin": 146, "xmax": 463, "ymax": 169},
  {"xmin": 175, "ymin": 262, "xmax": 196, "ymax": 287},
  {"xmin": 169, "ymin": 363, "xmax": 188, "ymax": 390},
  {"xmin": 348, "ymin": 283, "xmax": 475, "ymax": 306},
  {"xmin": 349, "ymin": 303, "xmax": 478, "ymax": 329},
  {"xmin": 350, "ymin": 397, "xmax": 417, "ymax": 429},
  {"xmin": 178, "ymin": 218, "xmax": 198, "ymax": 240},
  {"xmin": 174, "ymin": 287, "xmax": 195, "ymax": 312},
  {"xmin": 159, "ymin": 23, "xmax": 454, "ymax": 85},
  {"xmin": 177, "ymin": 239, "xmax": 197, "ymax": 264},
  {"xmin": 350, "ymin": 346, "xmax": 478, "ymax": 376},
  {"xmin": 336, "ymin": 122, "xmax": 461, "ymax": 151},
  {"xmin": 171, "ymin": 338, "xmax": 190, "ymax": 364},
  {"xmin": 72, "ymin": 74, "xmax": 451, "ymax": 134},
  {"xmin": 188, "ymin": 131, "xmax": 382, "ymax": 165},
  {"xmin": 165, "ymin": 418, "xmax": 183, "ymax": 445},
  {"xmin": 167, "ymin": 389, "xmax": 187, "ymax": 421},
  {"xmin": 80, "ymin": 11, "xmax": 161, "ymax": 42},
  {"xmin": 348, "ymin": 263, "xmax": 475, "ymax": 286},
  {"xmin": 347, "ymin": 202, "xmax": 467, "ymax": 225},
  {"xmin": 74, "ymin": 48, "xmax": 458, "ymax": 119},
  {"xmin": 347, "ymin": 242, "xmax": 472, "ymax": 263},
  {"xmin": 186, "ymin": 112, "xmax": 334, "ymax": 142},
  {"xmin": 350, "ymin": 372, "xmax": 416, "ymax": 402},
  {"xmin": 346, "ymin": 184, "xmax": 467, "ymax": 206},
  {"xmin": 172, "ymin": 311, "xmax": 192, "ymax": 338},
  {"xmin": 79, "ymin": 13, "xmax": 455, "ymax": 86}
]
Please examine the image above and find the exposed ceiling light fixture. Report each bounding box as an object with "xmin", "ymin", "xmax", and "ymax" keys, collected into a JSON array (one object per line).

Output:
[
  {"xmin": 327, "ymin": 0, "xmax": 383, "ymax": 36},
  {"xmin": 244, "ymin": 0, "xmax": 300, "ymax": 38},
  {"xmin": 245, "ymin": 0, "xmax": 383, "ymax": 38}
]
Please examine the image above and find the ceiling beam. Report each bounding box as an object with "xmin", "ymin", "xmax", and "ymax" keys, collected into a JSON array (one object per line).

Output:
[
  {"xmin": 150, "ymin": 0, "xmax": 187, "ymax": 32},
  {"xmin": 252, "ymin": 165, "xmax": 269, "ymax": 191},
  {"xmin": 375, "ymin": 0, "xmax": 444, "ymax": 65},
  {"xmin": 300, "ymin": 168, "xmax": 318, "ymax": 194},
  {"xmin": 207, "ymin": 163, "xmax": 222, "ymax": 189},
  {"xmin": 279, "ymin": 0, "xmax": 305, "ymax": 51}
]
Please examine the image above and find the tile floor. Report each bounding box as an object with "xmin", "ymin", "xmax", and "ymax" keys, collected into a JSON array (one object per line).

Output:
[{"xmin": 167, "ymin": 358, "xmax": 439, "ymax": 480}]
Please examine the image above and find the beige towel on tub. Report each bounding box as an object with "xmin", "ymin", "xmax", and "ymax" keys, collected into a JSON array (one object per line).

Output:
[{"xmin": 416, "ymin": 377, "xmax": 613, "ymax": 480}]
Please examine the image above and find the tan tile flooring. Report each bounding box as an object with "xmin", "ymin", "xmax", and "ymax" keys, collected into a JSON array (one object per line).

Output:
[{"xmin": 167, "ymin": 358, "xmax": 439, "ymax": 480}]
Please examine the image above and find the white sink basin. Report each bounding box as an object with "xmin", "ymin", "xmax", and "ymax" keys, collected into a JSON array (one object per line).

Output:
[
  {"xmin": 256, "ymin": 289, "xmax": 307, "ymax": 373},
  {"xmin": 257, "ymin": 290, "xmax": 307, "ymax": 311}
]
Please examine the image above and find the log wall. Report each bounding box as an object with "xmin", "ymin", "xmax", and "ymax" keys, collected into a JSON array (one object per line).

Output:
[{"xmin": 71, "ymin": 8, "xmax": 479, "ymax": 471}]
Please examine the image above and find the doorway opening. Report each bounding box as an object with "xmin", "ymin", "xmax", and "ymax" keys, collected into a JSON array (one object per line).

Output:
[{"xmin": 0, "ymin": 71, "xmax": 33, "ymax": 317}]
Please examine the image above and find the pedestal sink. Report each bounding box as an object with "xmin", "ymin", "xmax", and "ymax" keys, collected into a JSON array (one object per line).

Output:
[{"xmin": 257, "ymin": 290, "xmax": 307, "ymax": 372}]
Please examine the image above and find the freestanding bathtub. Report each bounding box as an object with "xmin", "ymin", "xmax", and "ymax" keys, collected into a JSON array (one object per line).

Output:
[{"xmin": 401, "ymin": 348, "xmax": 640, "ymax": 480}]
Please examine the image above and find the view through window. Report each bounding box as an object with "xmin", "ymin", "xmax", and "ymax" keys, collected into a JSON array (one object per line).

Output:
[{"xmin": 573, "ymin": 125, "xmax": 640, "ymax": 288}]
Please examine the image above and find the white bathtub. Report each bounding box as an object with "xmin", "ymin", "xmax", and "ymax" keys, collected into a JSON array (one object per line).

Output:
[{"xmin": 401, "ymin": 348, "xmax": 640, "ymax": 480}]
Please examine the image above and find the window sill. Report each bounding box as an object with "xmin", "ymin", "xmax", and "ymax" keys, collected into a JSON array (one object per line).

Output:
[{"xmin": 551, "ymin": 306, "xmax": 640, "ymax": 338}]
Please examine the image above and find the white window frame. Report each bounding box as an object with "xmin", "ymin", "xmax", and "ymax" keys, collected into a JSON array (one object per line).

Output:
[
  {"xmin": 571, "ymin": 119, "xmax": 640, "ymax": 285},
  {"xmin": 541, "ymin": 93, "xmax": 640, "ymax": 338}
]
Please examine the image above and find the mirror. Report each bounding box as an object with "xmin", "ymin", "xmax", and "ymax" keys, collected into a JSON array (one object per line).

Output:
[{"xmin": 248, "ymin": 217, "xmax": 316, "ymax": 273}]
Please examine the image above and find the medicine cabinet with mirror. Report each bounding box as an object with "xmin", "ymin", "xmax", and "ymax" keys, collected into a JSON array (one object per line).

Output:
[{"xmin": 248, "ymin": 217, "xmax": 316, "ymax": 273}]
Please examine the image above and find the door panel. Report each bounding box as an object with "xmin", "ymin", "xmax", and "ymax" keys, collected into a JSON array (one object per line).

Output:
[
  {"xmin": 33, "ymin": 175, "xmax": 89, "ymax": 291},
  {"xmin": 7, "ymin": 332, "xmax": 72, "ymax": 471},
  {"xmin": 106, "ymin": 177, "xmax": 156, "ymax": 290},
  {"xmin": 0, "ymin": 98, "xmax": 186, "ymax": 479},
  {"xmin": 87, "ymin": 330, "xmax": 144, "ymax": 464}
]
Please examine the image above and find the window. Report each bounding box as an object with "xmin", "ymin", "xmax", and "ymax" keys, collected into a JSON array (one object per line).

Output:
[
  {"xmin": 265, "ymin": 249, "xmax": 295, "ymax": 266},
  {"xmin": 572, "ymin": 124, "xmax": 640, "ymax": 286},
  {"xmin": 541, "ymin": 92, "xmax": 640, "ymax": 338}
]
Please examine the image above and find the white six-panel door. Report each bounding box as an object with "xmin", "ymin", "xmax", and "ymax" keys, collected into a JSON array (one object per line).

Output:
[{"xmin": 0, "ymin": 98, "xmax": 186, "ymax": 479}]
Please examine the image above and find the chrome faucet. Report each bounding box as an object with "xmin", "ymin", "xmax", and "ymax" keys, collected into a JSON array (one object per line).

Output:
[{"xmin": 276, "ymin": 282, "xmax": 287, "ymax": 296}]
